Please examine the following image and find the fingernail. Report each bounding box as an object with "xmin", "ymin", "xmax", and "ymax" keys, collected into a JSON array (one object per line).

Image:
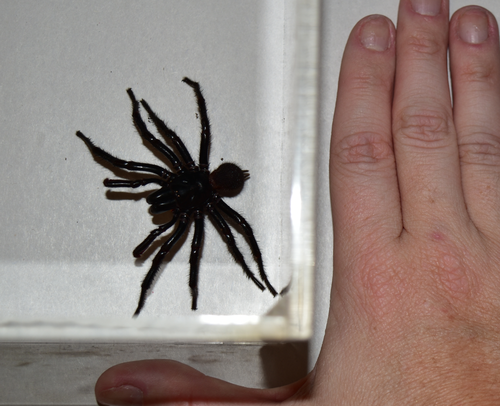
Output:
[
  {"xmin": 410, "ymin": 0, "xmax": 441, "ymax": 16},
  {"xmin": 360, "ymin": 16, "xmax": 391, "ymax": 51},
  {"xmin": 459, "ymin": 10, "xmax": 489, "ymax": 44},
  {"xmin": 97, "ymin": 385, "xmax": 143, "ymax": 406}
]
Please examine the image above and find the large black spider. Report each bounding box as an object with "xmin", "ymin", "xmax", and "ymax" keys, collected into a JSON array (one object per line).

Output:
[{"xmin": 76, "ymin": 77, "xmax": 277, "ymax": 316}]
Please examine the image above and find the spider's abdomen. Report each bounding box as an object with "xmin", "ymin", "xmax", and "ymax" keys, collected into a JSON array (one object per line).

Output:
[{"xmin": 147, "ymin": 171, "xmax": 213, "ymax": 215}]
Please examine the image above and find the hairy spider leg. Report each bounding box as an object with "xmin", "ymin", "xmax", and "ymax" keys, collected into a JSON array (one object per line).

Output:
[
  {"xmin": 133, "ymin": 214, "xmax": 179, "ymax": 258},
  {"xmin": 75, "ymin": 131, "xmax": 171, "ymax": 178},
  {"xmin": 140, "ymin": 98, "xmax": 195, "ymax": 170},
  {"xmin": 133, "ymin": 216, "xmax": 189, "ymax": 317},
  {"xmin": 189, "ymin": 213, "xmax": 204, "ymax": 310},
  {"xmin": 103, "ymin": 178, "xmax": 165, "ymax": 188},
  {"xmin": 181, "ymin": 77, "xmax": 211, "ymax": 171},
  {"xmin": 127, "ymin": 89, "xmax": 185, "ymax": 173},
  {"xmin": 208, "ymin": 205, "xmax": 266, "ymax": 292},
  {"xmin": 217, "ymin": 200, "xmax": 277, "ymax": 296}
]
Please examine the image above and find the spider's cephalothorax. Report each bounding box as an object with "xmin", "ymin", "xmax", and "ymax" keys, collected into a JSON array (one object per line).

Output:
[{"xmin": 76, "ymin": 77, "xmax": 277, "ymax": 316}]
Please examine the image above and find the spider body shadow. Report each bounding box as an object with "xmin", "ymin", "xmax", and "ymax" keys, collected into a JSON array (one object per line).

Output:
[{"xmin": 76, "ymin": 77, "xmax": 277, "ymax": 316}]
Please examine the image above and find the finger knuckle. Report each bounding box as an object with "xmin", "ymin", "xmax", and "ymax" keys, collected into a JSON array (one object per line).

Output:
[
  {"xmin": 395, "ymin": 108, "xmax": 452, "ymax": 148},
  {"xmin": 348, "ymin": 67, "xmax": 394, "ymax": 94},
  {"xmin": 458, "ymin": 59, "xmax": 497, "ymax": 85},
  {"xmin": 335, "ymin": 131, "xmax": 393, "ymax": 167},
  {"xmin": 459, "ymin": 131, "xmax": 500, "ymax": 167},
  {"xmin": 405, "ymin": 31, "xmax": 444, "ymax": 57}
]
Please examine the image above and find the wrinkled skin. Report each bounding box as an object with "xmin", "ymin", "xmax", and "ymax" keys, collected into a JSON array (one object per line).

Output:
[{"xmin": 95, "ymin": 0, "xmax": 500, "ymax": 404}]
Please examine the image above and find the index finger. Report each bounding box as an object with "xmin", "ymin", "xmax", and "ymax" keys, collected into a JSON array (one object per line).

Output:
[{"xmin": 330, "ymin": 15, "xmax": 399, "ymax": 251}]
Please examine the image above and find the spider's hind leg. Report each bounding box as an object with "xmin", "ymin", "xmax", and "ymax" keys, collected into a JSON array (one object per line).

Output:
[
  {"xmin": 217, "ymin": 200, "xmax": 277, "ymax": 297},
  {"xmin": 133, "ymin": 213, "xmax": 179, "ymax": 258},
  {"xmin": 133, "ymin": 214, "xmax": 189, "ymax": 317},
  {"xmin": 182, "ymin": 77, "xmax": 211, "ymax": 170},
  {"xmin": 208, "ymin": 205, "xmax": 265, "ymax": 292},
  {"xmin": 103, "ymin": 178, "xmax": 165, "ymax": 188},
  {"xmin": 189, "ymin": 213, "xmax": 204, "ymax": 310},
  {"xmin": 75, "ymin": 131, "xmax": 171, "ymax": 178}
]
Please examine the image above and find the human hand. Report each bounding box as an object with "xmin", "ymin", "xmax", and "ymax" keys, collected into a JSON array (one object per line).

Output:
[{"xmin": 95, "ymin": 0, "xmax": 500, "ymax": 404}]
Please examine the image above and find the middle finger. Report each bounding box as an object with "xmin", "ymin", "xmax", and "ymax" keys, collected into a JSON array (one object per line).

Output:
[{"xmin": 393, "ymin": 0, "xmax": 467, "ymax": 234}]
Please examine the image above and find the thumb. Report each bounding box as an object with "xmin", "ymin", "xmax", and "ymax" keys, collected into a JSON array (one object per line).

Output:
[{"xmin": 95, "ymin": 359, "xmax": 309, "ymax": 405}]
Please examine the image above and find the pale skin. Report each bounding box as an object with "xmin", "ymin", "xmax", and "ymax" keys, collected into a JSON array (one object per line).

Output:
[{"xmin": 96, "ymin": 0, "xmax": 500, "ymax": 404}]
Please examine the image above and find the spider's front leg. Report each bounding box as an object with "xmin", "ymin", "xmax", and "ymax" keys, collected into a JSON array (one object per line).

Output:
[
  {"xmin": 139, "ymin": 98, "xmax": 196, "ymax": 170},
  {"xmin": 127, "ymin": 89, "xmax": 185, "ymax": 173}
]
